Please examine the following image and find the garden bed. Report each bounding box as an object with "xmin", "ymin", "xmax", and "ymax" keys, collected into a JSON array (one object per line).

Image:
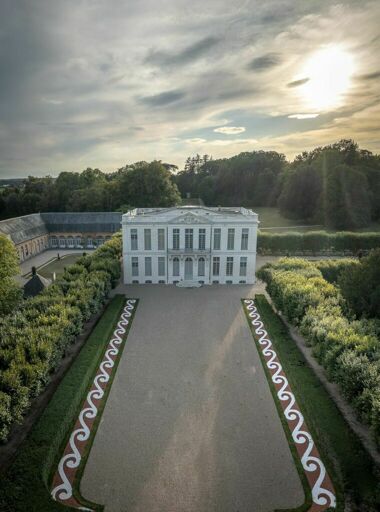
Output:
[
  {"xmin": 252, "ymin": 295, "xmax": 380, "ymax": 509},
  {"xmin": 0, "ymin": 295, "xmax": 133, "ymax": 511}
]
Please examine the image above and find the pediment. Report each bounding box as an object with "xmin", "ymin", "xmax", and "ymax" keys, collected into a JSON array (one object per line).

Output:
[{"xmin": 169, "ymin": 212, "xmax": 210, "ymax": 225}]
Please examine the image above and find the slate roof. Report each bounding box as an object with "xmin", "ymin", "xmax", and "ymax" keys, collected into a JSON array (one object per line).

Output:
[
  {"xmin": 0, "ymin": 214, "xmax": 48, "ymax": 244},
  {"xmin": 23, "ymin": 273, "xmax": 52, "ymax": 298},
  {"xmin": 40, "ymin": 212, "xmax": 122, "ymax": 233},
  {"xmin": 0, "ymin": 212, "xmax": 122, "ymax": 245}
]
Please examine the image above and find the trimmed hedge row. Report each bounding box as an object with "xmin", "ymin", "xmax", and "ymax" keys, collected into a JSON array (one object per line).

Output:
[
  {"xmin": 257, "ymin": 258, "xmax": 380, "ymax": 446},
  {"xmin": 0, "ymin": 295, "xmax": 127, "ymax": 512},
  {"xmin": 313, "ymin": 259, "xmax": 359, "ymax": 283},
  {"xmin": 0, "ymin": 234, "xmax": 122, "ymax": 443},
  {"xmin": 258, "ymin": 230, "xmax": 380, "ymax": 255}
]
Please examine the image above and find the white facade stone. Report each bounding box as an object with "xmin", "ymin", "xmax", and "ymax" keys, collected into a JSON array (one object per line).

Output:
[{"xmin": 122, "ymin": 206, "xmax": 258, "ymax": 285}]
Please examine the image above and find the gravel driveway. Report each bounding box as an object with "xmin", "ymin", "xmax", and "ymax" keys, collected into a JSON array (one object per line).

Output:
[{"xmin": 80, "ymin": 285, "xmax": 304, "ymax": 512}]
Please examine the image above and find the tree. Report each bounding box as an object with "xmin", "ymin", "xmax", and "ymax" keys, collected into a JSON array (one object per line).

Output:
[
  {"xmin": 338, "ymin": 249, "xmax": 380, "ymax": 318},
  {"xmin": 323, "ymin": 163, "xmax": 371, "ymax": 229},
  {"xmin": 278, "ymin": 163, "xmax": 322, "ymax": 220},
  {"xmin": 0, "ymin": 235, "xmax": 22, "ymax": 315},
  {"xmin": 115, "ymin": 161, "xmax": 181, "ymax": 207},
  {"xmin": 0, "ymin": 235, "xmax": 20, "ymax": 279}
]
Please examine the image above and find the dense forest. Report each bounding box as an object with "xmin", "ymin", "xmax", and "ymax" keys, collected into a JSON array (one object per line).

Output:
[
  {"xmin": 1, "ymin": 140, "xmax": 380, "ymax": 230},
  {"xmin": 176, "ymin": 140, "xmax": 380, "ymax": 230}
]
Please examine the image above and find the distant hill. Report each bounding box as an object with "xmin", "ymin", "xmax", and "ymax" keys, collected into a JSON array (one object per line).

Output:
[{"xmin": 0, "ymin": 178, "xmax": 26, "ymax": 188}]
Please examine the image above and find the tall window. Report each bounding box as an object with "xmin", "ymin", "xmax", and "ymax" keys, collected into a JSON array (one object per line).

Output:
[
  {"xmin": 132, "ymin": 257, "xmax": 139, "ymax": 276},
  {"xmin": 240, "ymin": 256, "xmax": 247, "ymax": 276},
  {"xmin": 198, "ymin": 229, "xmax": 206, "ymax": 250},
  {"xmin": 213, "ymin": 228, "xmax": 221, "ymax": 250},
  {"xmin": 213, "ymin": 256, "xmax": 220, "ymax": 276},
  {"xmin": 131, "ymin": 229, "xmax": 138, "ymax": 250},
  {"xmin": 198, "ymin": 257, "xmax": 205, "ymax": 276},
  {"xmin": 226, "ymin": 256, "xmax": 234, "ymax": 276},
  {"xmin": 145, "ymin": 256, "xmax": 152, "ymax": 276},
  {"xmin": 227, "ymin": 228, "xmax": 235, "ymax": 250},
  {"xmin": 158, "ymin": 256, "xmax": 165, "ymax": 276},
  {"xmin": 173, "ymin": 257, "xmax": 180, "ymax": 276},
  {"xmin": 241, "ymin": 228, "xmax": 249, "ymax": 250},
  {"xmin": 158, "ymin": 228, "xmax": 165, "ymax": 250},
  {"xmin": 185, "ymin": 228, "xmax": 193, "ymax": 249},
  {"xmin": 173, "ymin": 229, "xmax": 180, "ymax": 250},
  {"xmin": 144, "ymin": 229, "xmax": 151, "ymax": 250}
]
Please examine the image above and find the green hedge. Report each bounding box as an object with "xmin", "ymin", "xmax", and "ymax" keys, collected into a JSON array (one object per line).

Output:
[
  {"xmin": 0, "ymin": 295, "xmax": 127, "ymax": 511},
  {"xmin": 258, "ymin": 230, "xmax": 380, "ymax": 255},
  {"xmin": 257, "ymin": 258, "xmax": 380, "ymax": 446},
  {"xmin": 0, "ymin": 233, "xmax": 122, "ymax": 443},
  {"xmin": 254, "ymin": 295, "xmax": 380, "ymax": 508},
  {"xmin": 314, "ymin": 259, "xmax": 358, "ymax": 283}
]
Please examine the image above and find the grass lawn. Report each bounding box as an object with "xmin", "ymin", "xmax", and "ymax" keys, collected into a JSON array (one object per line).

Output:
[
  {"xmin": 253, "ymin": 295, "xmax": 380, "ymax": 510},
  {"xmin": 251, "ymin": 207, "xmax": 323, "ymax": 231},
  {"xmin": 251, "ymin": 206, "xmax": 380, "ymax": 233},
  {"xmin": 36, "ymin": 254, "xmax": 83, "ymax": 279},
  {"xmin": 0, "ymin": 295, "xmax": 134, "ymax": 512}
]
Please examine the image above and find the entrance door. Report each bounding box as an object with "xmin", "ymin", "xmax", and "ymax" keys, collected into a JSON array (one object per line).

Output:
[{"xmin": 184, "ymin": 257, "xmax": 193, "ymax": 280}]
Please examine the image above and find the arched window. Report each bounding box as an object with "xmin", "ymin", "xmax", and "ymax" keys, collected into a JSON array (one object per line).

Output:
[
  {"xmin": 59, "ymin": 236, "xmax": 66, "ymax": 248},
  {"xmin": 50, "ymin": 236, "xmax": 58, "ymax": 248},
  {"xmin": 184, "ymin": 257, "xmax": 193, "ymax": 279},
  {"xmin": 75, "ymin": 236, "xmax": 82, "ymax": 247},
  {"xmin": 67, "ymin": 237, "xmax": 74, "ymax": 248},
  {"xmin": 198, "ymin": 257, "xmax": 205, "ymax": 277},
  {"xmin": 173, "ymin": 257, "xmax": 180, "ymax": 276}
]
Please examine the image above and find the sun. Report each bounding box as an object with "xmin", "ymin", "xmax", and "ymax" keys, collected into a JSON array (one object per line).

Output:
[{"xmin": 298, "ymin": 46, "xmax": 355, "ymax": 111}]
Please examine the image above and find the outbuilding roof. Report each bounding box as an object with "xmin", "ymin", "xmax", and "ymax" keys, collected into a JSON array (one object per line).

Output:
[
  {"xmin": 0, "ymin": 214, "xmax": 48, "ymax": 244},
  {"xmin": 40, "ymin": 212, "xmax": 122, "ymax": 233},
  {"xmin": 23, "ymin": 272, "xmax": 52, "ymax": 298}
]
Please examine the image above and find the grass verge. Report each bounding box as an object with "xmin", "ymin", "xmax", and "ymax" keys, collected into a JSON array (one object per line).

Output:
[
  {"xmin": 243, "ymin": 298, "xmax": 311, "ymax": 512},
  {"xmin": 72, "ymin": 299, "xmax": 137, "ymax": 510},
  {"xmin": 0, "ymin": 295, "xmax": 131, "ymax": 512},
  {"xmin": 252, "ymin": 295, "xmax": 380, "ymax": 511}
]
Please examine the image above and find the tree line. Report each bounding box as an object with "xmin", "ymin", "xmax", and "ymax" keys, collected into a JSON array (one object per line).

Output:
[
  {"xmin": 176, "ymin": 140, "xmax": 380, "ymax": 230},
  {"xmin": 1, "ymin": 140, "xmax": 380, "ymax": 230},
  {"xmin": 0, "ymin": 161, "xmax": 181, "ymax": 218}
]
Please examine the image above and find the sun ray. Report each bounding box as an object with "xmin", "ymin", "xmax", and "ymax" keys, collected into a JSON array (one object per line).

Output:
[{"xmin": 297, "ymin": 46, "xmax": 355, "ymax": 111}]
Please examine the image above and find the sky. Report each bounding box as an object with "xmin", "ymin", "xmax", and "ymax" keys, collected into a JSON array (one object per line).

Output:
[{"xmin": 0, "ymin": 0, "xmax": 380, "ymax": 177}]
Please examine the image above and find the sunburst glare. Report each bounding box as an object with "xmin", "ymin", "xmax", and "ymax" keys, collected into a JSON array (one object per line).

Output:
[{"xmin": 298, "ymin": 46, "xmax": 355, "ymax": 111}]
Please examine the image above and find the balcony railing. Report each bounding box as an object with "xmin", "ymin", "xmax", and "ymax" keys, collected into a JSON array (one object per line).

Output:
[{"xmin": 168, "ymin": 247, "xmax": 211, "ymax": 254}]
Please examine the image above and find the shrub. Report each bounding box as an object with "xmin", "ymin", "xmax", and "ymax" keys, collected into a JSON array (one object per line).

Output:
[
  {"xmin": 260, "ymin": 257, "xmax": 380, "ymax": 446},
  {"xmin": 314, "ymin": 259, "xmax": 358, "ymax": 283},
  {"xmin": 338, "ymin": 249, "xmax": 380, "ymax": 318},
  {"xmin": 257, "ymin": 230, "xmax": 380, "ymax": 255},
  {"xmin": 0, "ymin": 234, "xmax": 122, "ymax": 442}
]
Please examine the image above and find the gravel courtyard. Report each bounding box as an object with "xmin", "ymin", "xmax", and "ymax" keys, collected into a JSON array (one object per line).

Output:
[{"xmin": 80, "ymin": 285, "xmax": 304, "ymax": 512}]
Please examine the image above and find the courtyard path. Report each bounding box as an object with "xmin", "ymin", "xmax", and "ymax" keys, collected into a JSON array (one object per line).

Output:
[{"xmin": 80, "ymin": 285, "xmax": 304, "ymax": 512}]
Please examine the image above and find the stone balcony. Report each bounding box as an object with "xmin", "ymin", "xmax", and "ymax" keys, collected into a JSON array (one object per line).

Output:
[{"xmin": 168, "ymin": 248, "xmax": 211, "ymax": 259}]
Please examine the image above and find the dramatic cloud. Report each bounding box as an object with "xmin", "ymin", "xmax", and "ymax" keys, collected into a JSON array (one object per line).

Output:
[
  {"xmin": 288, "ymin": 114, "xmax": 319, "ymax": 119},
  {"xmin": 357, "ymin": 71, "xmax": 380, "ymax": 81},
  {"xmin": 214, "ymin": 126, "xmax": 246, "ymax": 134},
  {"xmin": 287, "ymin": 78, "xmax": 310, "ymax": 88},
  {"xmin": 140, "ymin": 90, "xmax": 186, "ymax": 107},
  {"xmin": 145, "ymin": 37, "xmax": 220, "ymax": 68},
  {"xmin": 248, "ymin": 53, "xmax": 281, "ymax": 71},
  {"xmin": 0, "ymin": 0, "xmax": 379, "ymax": 175}
]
